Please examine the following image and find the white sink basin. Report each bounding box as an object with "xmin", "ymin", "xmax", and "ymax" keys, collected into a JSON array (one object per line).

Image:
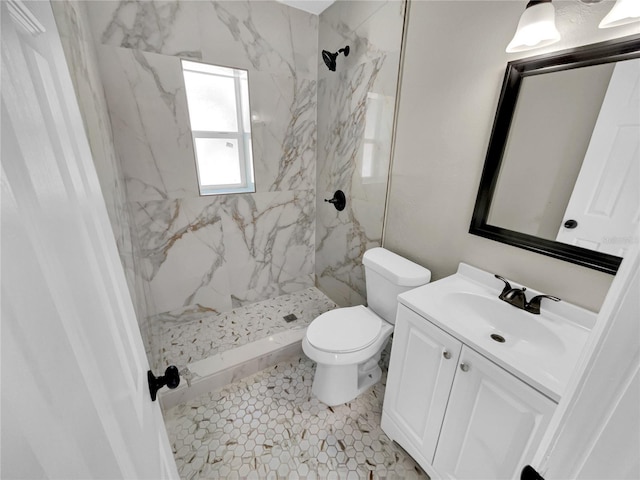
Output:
[
  {"xmin": 444, "ymin": 291, "xmax": 565, "ymax": 356},
  {"xmin": 398, "ymin": 264, "xmax": 596, "ymax": 401}
]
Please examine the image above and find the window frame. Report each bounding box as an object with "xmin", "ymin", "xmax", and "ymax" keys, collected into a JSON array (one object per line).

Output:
[{"xmin": 181, "ymin": 60, "xmax": 256, "ymax": 196}]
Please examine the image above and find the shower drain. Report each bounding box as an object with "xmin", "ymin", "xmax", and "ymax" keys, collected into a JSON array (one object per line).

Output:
[{"xmin": 490, "ymin": 333, "xmax": 506, "ymax": 343}]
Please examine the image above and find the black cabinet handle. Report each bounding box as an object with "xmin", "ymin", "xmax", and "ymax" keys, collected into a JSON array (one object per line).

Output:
[{"xmin": 148, "ymin": 366, "xmax": 180, "ymax": 401}]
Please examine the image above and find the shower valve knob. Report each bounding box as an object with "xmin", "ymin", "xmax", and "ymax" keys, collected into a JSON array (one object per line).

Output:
[
  {"xmin": 148, "ymin": 365, "xmax": 180, "ymax": 401},
  {"xmin": 324, "ymin": 190, "xmax": 346, "ymax": 211}
]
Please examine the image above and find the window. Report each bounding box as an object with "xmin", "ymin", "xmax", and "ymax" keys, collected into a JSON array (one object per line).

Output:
[{"xmin": 181, "ymin": 60, "xmax": 255, "ymax": 195}]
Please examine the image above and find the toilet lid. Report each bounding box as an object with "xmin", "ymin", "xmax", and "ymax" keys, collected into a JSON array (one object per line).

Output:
[{"xmin": 306, "ymin": 305, "xmax": 383, "ymax": 353}]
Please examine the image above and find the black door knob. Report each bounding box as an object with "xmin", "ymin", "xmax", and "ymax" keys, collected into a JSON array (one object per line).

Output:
[
  {"xmin": 564, "ymin": 219, "xmax": 578, "ymax": 229},
  {"xmin": 521, "ymin": 465, "xmax": 545, "ymax": 480},
  {"xmin": 148, "ymin": 365, "xmax": 180, "ymax": 401}
]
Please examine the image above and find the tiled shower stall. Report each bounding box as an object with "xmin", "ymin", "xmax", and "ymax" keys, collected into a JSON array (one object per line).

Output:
[
  {"xmin": 52, "ymin": 2, "xmax": 411, "ymax": 475},
  {"xmin": 53, "ymin": 0, "xmax": 405, "ymax": 374}
]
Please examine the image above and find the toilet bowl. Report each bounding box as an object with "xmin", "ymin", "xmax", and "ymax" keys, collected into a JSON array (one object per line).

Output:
[{"xmin": 303, "ymin": 248, "xmax": 430, "ymax": 406}]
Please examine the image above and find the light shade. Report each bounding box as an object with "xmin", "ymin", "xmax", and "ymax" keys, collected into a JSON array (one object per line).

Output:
[
  {"xmin": 599, "ymin": 0, "xmax": 640, "ymax": 28},
  {"xmin": 506, "ymin": 1, "xmax": 561, "ymax": 53}
]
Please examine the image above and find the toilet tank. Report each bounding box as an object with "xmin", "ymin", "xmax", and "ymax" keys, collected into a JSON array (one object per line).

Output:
[{"xmin": 362, "ymin": 248, "xmax": 431, "ymax": 324}]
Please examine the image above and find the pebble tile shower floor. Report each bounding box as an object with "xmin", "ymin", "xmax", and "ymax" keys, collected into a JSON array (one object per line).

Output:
[
  {"xmin": 157, "ymin": 288, "xmax": 337, "ymax": 368},
  {"xmin": 163, "ymin": 357, "xmax": 428, "ymax": 479}
]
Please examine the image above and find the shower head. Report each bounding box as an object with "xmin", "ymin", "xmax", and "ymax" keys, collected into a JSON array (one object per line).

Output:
[
  {"xmin": 322, "ymin": 50, "xmax": 338, "ymax": 71},
  {"xmin": 322, "ymin": 45, "xmax": 350, "ymax": 71}
]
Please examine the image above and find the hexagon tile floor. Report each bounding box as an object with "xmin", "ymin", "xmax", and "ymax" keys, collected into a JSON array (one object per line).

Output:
[{"xmin": 163, "ymin": 356, "xmax": 428, "ymax": 479}]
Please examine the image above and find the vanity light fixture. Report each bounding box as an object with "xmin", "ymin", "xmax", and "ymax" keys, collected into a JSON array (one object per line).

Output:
[
  {"xmin": 506, "ymin": 0, "xmax": 561, "ymax": 53},
  {"xmin": 599, "ymin": 0, "xmax": 640, "ymax": 28},
  {"xmin": 508, "ymin": 0, "xmax": 640, "ymax": 52}
]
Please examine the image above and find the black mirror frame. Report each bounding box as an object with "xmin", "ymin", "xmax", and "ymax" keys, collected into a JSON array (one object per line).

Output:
[{"xmin": 470, "ymin": 34, "xmax": 640, "ymax": 275}]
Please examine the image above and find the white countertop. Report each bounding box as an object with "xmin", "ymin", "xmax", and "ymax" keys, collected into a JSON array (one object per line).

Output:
[{"xmin": 397, "ymin": 263, "xmax": 596, "ymax": 402}]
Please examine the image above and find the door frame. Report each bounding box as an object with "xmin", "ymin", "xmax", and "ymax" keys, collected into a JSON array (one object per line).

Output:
[{"xmin": 532, "ymin": 237, "xmax": 639, "ymax": 477}]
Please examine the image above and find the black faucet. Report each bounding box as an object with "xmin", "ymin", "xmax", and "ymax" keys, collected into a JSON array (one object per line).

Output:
[
  {"xmin": 494, "ymin": 275, "xmax": 560, "ymax": 314},
  {"xmin": 525, "ymin": 294, "xmax": 561, "ymax": 315}
]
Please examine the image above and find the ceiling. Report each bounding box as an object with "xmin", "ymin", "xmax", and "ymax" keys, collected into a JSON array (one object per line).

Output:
[{"xmin": 277, "ymin": 0, "xmax": 336, "ymax": 15}]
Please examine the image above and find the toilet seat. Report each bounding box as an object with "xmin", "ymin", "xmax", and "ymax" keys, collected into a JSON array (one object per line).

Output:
[{"xmin": 306, "ymin": 305, "xmax": 383, "ymax": 353}]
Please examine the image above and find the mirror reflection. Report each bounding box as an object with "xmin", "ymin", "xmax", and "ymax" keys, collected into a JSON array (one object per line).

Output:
[
  {"xmin": 488, "ymin": 58, "xmax": 639, "ymax": 258},
  {"xmin": 470, "ymin": 36, "xmax": 640, "ymax": 274}
]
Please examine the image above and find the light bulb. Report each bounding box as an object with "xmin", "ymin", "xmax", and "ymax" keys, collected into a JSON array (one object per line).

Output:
[
  {"xmin": 599, "ymin": 0, "xmax": 640, "ymax": 28},
  {"xmin": 507, "ymin": 1, "xmax": 561, "ymax": 53}
]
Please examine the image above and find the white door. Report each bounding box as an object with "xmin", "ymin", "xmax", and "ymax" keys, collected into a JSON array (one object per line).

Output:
[
  {"xmin": 556, "ymin": 58, "xmax": 640, "ymax": 256},
  {"xmin": 432, "ymin": 347, "xmax": 556, "ymax": 480},
  {"xmin": 531, "ymin": 243, "xmax": 640, "ymax": 479},
  {"xmin": 381, "ymin": 305, "xmax": 462, "ymax": 467},
  {"xmin": 1, "ymin": 1, "xmax": 179, "ymax": 478}
]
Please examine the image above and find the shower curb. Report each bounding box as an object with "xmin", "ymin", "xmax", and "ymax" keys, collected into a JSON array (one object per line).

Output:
[{"xmin": 159, "ymin": 328, "xmax": 307, "ymax": 410}]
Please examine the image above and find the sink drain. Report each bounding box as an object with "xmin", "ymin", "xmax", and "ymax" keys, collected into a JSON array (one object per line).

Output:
[{"xmin": 490, "ymin": 333, "xmax": 506, "ymax": 343}]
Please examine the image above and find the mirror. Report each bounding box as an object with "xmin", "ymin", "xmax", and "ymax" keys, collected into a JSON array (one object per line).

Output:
[{"xmin": 470, "ymin": 35, "xmax": 640, "ymax": 275}]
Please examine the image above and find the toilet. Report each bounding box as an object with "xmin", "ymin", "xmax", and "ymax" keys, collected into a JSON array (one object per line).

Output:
[{"xmin": 303, "ymin": 247, "xmax": 431, "ymax": 406}]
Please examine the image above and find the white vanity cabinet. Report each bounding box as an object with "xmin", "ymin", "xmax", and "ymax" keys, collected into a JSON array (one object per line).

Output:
[
  {"xmin": 382, "ymin": 305, "xmax": 557, "ymax": 479},
  {"xmin": 381, "ymin": 305, "xmax": 463, "ymax": 466},
  {"xmin": 432, "ymin": 346, "xmax": 556, "ymax": 479}
]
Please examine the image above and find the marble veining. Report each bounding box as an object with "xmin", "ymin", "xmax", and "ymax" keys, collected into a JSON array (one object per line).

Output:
[
  {"xmin": 55, "ymin": 0, "xmax": 407, "ymax": 377},
  {"xmin": 133, "ymin": 189, "xmax": 315, "ymax": 318},
  {"xmin": 265, "ymin": 76, "xmax": 318, "ymax": 193},
  {"xmin": 97, "ymin": 45, "xmax": 196, "ymax": 202},
  {"xmin": 89, "ymin": 1, "xmax": 318, "ymax": 77},
  {"xmin": 316, "ymin": 2, "xmax": 404, "ymax": 305},
  {"xmin": 210, "ymin": 2, "xmax": 278, "ymax": 71},
  {"xmin": 85, "ymin": 0, "xmax": 320, "ymax": 325},
  {"xmin": 316, "ymin": 58, "xmax": 387, "ymax": 279},
  {"xmin": 98, "ymin": 1, "xmax": 202, "ymax": 59},
  {"xmin": 223, "ymin": 190, "xmax": 316, "ymax": 306},
  {"xmin": 163, "ymin": 356, "xmax": 428, "ymax": 479},
  {"xmin": 315, "ymin": 1, "xmax": 404, "ymax": 307}
]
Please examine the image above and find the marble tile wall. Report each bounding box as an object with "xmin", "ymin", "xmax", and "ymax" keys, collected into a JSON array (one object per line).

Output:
[
  {"xmin": 52, "ymin": 0, "xmax": 158, "ymax": 367},
  {"xmin": 55, "ymin": 0, "xmax": 405, "ymax": 371},
  {"xmin": 83, "ymin": 1, "xmax": 319, "ymax": 323},
  {"xmin": 315, "ymin": 1, "xmax": 406, "ymax": 306}
]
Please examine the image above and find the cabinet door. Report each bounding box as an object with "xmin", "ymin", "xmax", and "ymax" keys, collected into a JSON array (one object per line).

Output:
[
  {"xmin": 433, "ymin": 346, "xmax": 556, "ymax": 480},
  {"xmin": 382, "ymin": 305, "xmax": 462, "ymax": 466}
]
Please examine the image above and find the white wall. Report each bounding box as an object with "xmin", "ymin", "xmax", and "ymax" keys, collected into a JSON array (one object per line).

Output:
[{"xmin": 385, "ymin": 0, "xmax": 640, "ymax": 312}]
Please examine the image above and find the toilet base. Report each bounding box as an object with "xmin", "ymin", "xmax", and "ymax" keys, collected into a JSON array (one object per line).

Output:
[{"xmin": 311, "ymin": 353, "xmax": 383, "ymax": 406}]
